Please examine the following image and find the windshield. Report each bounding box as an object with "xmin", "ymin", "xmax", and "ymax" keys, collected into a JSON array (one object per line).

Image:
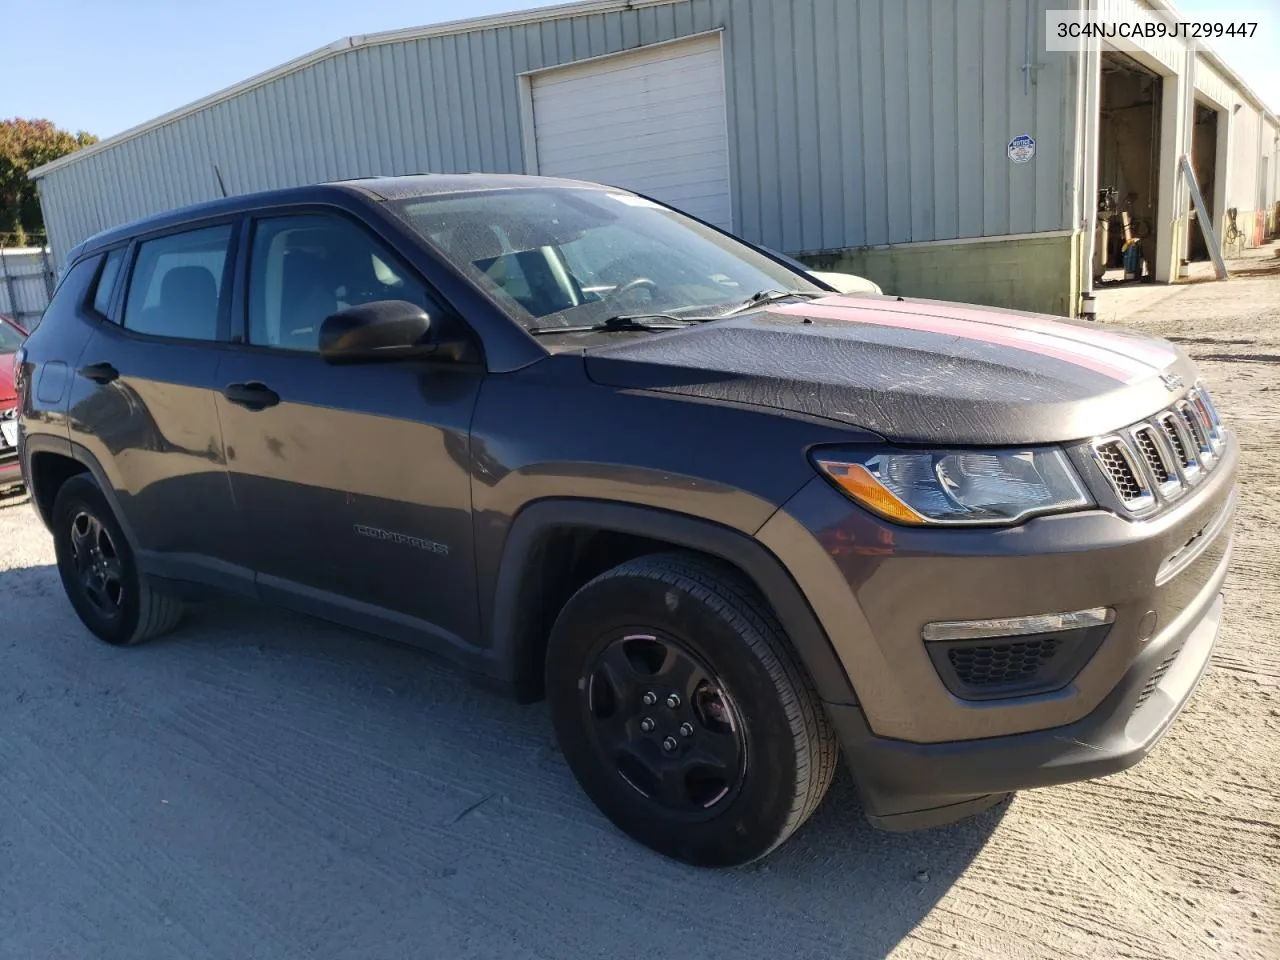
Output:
[
  {"xmin": 391, "ymin": 188, "xmax": 821, "ymax": 333},
  {"xmin": 0, "ymin": 318, "xmax": 25, "ymax": 353}
]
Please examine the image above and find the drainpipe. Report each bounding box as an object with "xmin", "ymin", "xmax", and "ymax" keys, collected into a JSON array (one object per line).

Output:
[
  {"xmin": 1021, "ymin": 0, "xmax": 1035, "ymax": 96},
  {"xmin": 1079, "ymin": 0, "xmax": 1102, "ymax": 319}
]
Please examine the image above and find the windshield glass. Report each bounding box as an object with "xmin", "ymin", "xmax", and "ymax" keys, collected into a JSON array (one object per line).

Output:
[
  {"xmin": 391, "ymin": 188, "xmax": 820, "ymax": 332},
  {"xmin": 0, "ymin": 319, "xmax": 26, "ymax": 353}
]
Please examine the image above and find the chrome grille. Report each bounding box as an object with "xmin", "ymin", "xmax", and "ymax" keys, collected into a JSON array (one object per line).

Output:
[{"xmin": 1090, "ymin": 384, "xmax": 1226, "ymax": 516}]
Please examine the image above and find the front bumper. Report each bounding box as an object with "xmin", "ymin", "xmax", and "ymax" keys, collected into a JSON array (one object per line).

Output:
[
  {"xmin": 826, "ymin": 551, "xmax": 1226, "ymax": 829},
  {"xmin": 755, "ymin": 433, "xmax": 1237, "ymax": 829}
]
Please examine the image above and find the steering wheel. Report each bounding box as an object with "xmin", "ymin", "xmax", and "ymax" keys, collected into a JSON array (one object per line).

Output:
[{"xmin": 614, "ymin": 277, "xmax": 658, "ymax": 298}]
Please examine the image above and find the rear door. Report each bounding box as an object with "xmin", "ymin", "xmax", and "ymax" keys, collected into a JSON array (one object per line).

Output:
[
  {"xmin": 66, "ymin": 221, "xmax": 248, "ymax": 594},
  {"xmin": 214, "ymin": 209, "xmax": 484, "ymax": 649}
]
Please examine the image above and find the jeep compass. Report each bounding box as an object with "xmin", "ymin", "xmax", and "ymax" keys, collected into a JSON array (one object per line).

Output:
[{"xmin": 15, "ymin": 175, "xmax": 1236, "ymax": 866}]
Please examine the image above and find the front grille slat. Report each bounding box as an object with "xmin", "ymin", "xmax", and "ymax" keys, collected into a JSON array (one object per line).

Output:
[
  {"xmin": 1159, "ymin": 412, "xmax": 1194, "ymax": 469},
  {"xmin": 1092, "ymin": 438, "xmax": 1153, "ymax": 510},
  {"xmin": 1180, "ymin": 402, "xmax": 1206, "ymax": 447},
  {"xmin": 1133, "ymin": 429, "xmax": 1167, "ymax": 480}
]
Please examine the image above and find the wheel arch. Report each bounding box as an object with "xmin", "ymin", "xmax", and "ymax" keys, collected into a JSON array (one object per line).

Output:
[
  {"xmin": 487, "ymin": 499, "xmax": 857, "ymax": 707},
  {"xmin": 23, "ymin": 435, "xmax": 137, "ymax": 550}
]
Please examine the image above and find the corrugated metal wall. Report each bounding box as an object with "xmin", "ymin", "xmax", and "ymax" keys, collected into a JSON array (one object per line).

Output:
[
  {"xmin": 35, "ymin": 0, "xmax": 1078, "ymax": 266},
  {"xmin": 0, "ymin": 247, "xmax": 55, "ymax": 328}
]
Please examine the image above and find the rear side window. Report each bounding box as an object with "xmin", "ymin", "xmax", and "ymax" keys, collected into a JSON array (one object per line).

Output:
[
  {"xmin": 123, "ymin": 225, "xmax": 232, "ymax": 341},
  {"xmin": 91, "ymin": 248, "xmax": 126, "ymax": 320}
]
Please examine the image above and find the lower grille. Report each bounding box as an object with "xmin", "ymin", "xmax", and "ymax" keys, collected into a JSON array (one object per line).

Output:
[
  {"xmin": 1135, "ymin": 647, "xmax": 1182, "ymax": 709},
  {"xmin": 927, "ymin": 624, "xmax": 1111, "ymax": 701},
  {"xmin": 949, "ymin": 638, "xmax": 1060, "ymax": 687}
]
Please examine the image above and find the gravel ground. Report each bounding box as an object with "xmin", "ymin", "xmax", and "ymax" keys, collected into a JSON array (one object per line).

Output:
[{"xmin": 1, "ymin": 264, "xmax": 1277, "ymax": 959}]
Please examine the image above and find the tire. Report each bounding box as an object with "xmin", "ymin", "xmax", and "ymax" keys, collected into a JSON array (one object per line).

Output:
[
  {"xmin": 51, "ymin": 474, "xmax": 184, "ymax": 646},
  {"xmin": 546, "ymin": 552, "xmax": 838, "ymax": 867}
]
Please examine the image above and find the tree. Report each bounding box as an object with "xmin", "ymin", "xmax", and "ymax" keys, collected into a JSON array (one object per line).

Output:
[{"xmin": 0, "ymin": 119, "xmax": 98, "ymax": 246}]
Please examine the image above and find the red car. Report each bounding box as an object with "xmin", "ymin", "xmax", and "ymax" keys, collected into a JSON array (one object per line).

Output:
[{"xmin": 0, "ymin": 314, "xmax": 27, "ymax": 494}]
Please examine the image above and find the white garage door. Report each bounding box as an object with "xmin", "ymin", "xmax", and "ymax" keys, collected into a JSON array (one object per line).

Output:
[{"xmin": 530, "ymin": 34, "xmax": 733, "ymax": 230}]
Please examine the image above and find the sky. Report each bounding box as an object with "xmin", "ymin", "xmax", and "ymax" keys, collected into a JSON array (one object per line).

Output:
[
  {"xmin": 0, "ymin": 0, "xmax": 548, "ymax": 137},
  {"xmin": 1, "ymin": 0, "xmax": 1277, "ymax": 141}
]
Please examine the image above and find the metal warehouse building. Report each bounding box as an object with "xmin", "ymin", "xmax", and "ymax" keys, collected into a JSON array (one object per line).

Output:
[{"xmin": 29, "ymin": 0, "xmax": 1280, "ymax": 317}]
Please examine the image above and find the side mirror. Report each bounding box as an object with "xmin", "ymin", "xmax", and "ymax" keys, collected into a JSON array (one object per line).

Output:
[{"xmin": 318, "ymin": 300, "xmax": 437, "ymax": 364}]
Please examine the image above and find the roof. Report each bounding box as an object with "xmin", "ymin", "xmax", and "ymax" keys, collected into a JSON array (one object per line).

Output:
[
  {"xmin": 62, "ymin": 173, "xmax": 613, "ymax": 259},
  {"xmin": 342, "ymin": 172, "xmax": 608, "ymax": 199},
  {"xmin": 28, "ymin": 0, "xmax": 681, "ymax": 181}
]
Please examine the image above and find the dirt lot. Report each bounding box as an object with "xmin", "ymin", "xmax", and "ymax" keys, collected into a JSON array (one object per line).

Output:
[{"xmin": 1, "ymin": 262, "xmax": 1278, "ymax": 960}]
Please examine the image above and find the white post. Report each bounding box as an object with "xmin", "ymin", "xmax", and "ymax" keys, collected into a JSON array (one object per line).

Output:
[{"xmin": 1079, "ymin": 2, "xmax": 1103, "ymax": 319}]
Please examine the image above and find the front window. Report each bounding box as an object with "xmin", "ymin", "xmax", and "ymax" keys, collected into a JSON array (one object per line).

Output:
[
  {"xmin": 392, "ymin": 188, "xmax": 819, "ymax": 333},
  {"xmin": 247, "ymin": 213, "xmax": 436, "ymax": 352}
]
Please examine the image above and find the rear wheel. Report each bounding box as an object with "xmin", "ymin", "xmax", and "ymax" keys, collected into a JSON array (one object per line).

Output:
[
  {"xmin": 52, "ymin": 474, "xmax": 184, "ymax": 646},
  {"xmin": 546, "ymin": 553, "xmax": 837, "ymax": 866}
]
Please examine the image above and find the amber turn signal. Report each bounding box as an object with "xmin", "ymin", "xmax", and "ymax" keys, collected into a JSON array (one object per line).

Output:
[{"xmin": 815, "ymin": 461, "xmax": 927, "ymax": 525}]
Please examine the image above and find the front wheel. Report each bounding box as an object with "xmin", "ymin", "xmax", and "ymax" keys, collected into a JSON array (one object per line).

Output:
[{"xmin": 546, "ymin": 553, "xmax": 838, "ymax": 867}]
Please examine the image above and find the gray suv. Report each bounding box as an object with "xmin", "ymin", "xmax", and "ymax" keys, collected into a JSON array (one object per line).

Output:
[{"xmin": 15, "ymin": 175, "xmax": 1236, "ymax": 866}]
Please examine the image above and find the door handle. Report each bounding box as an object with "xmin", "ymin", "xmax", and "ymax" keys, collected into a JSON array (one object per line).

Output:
[
  {"xmin": 78, "ymin": 362, "xmax": 119, "ymax": 385},
  {"xmin": 222, "ymin": 381, "xmax": 280, "ymax": 411}
]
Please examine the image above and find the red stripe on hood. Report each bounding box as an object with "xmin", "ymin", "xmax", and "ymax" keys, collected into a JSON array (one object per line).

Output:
[
  {"xmin": 776, "ymin": 302, "xmax": 1148, "ymax": 383},
  {"xmin": 828, "ymin": 297, "xmax": 1178, "ymax": 369}
]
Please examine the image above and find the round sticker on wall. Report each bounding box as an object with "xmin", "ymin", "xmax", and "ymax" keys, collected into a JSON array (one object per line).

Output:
[{"xmin": 1008, "ymin": 134, "xmax": 1036, "ymax": 163}]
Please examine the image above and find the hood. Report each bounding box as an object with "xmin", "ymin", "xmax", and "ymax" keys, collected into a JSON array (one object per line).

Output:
[
  {"xmin": 0, "ymin": 352, "xmax": 15, "ymax": 407},
  {"xmin": 584, "ymin": 295, "xmax": 1197, "ymax": 445}
]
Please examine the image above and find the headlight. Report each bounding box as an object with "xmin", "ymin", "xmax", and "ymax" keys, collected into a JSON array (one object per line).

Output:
[{"xmin": 812, "ymin": 448, "xmax": 1093, "ymax": 526}]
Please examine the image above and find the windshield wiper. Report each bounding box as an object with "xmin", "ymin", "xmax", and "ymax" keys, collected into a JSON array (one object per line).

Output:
[
  {"xmin": 718, "ymin": 288, "xmax": 827, "ymax": 317},
  {"xmin": 527, "ymin": 314, "xmax": 694, "ymax": 336}
]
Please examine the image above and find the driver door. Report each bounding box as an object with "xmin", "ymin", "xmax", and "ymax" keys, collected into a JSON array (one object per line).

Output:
[{"xmin": 215, "ymin": 210, "xmax": 484, "ymax": 649}]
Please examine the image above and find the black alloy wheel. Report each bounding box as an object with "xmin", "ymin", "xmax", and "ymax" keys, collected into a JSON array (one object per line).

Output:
[
  {"xmin": 67, "ymin": 510, "xmax": 125, "ymax": 620},
  {"xmin": 583, "ymin": 631, "xmax": 746, "ymax": 817},
  {"xmin": 546, "ymin": 553, "xmax": 838, "ymax": 867}
]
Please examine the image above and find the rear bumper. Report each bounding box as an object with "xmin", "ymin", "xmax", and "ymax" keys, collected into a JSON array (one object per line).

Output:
[{"xmin": 827, "ymin": 551, "xmax": 1226, "ymax": 830}]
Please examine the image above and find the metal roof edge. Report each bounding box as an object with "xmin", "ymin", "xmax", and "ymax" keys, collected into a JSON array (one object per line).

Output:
[
  {"xmin": 28, "ymin": 0, "xmax": 680, "ymax": 181},
  {"xmin": 1146, "ymin": 0, "xmax": 1277, "ymax": 123},
  {"xmin": 1199, "ymin": 47, "xmax": 1278, "ymax": 125}
]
